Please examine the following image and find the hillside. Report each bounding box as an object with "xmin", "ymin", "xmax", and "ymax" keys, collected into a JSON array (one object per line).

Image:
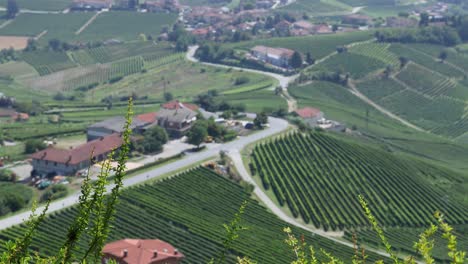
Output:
[
  {"xmin": 250, "ymin": 132, "xmax": 468, "ymax": 230},
  {"xmin": 0, "ymin": 167, "xmax": 387, "ymax": 263}
]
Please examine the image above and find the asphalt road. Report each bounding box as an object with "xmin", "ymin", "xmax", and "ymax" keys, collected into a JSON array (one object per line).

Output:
[{"xmin": 0, "ymin": 116, "xmax": 289, "ymax": 231}]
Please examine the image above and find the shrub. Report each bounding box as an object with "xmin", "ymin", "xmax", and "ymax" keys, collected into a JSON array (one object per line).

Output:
[{"xmin": 24, "ymin": 139, "xmax": 46, "ymax": 154}]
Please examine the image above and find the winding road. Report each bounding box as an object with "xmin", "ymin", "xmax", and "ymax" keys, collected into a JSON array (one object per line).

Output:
[{"xmin": 0, "ymin": 117, "xmax": 289, "ymax": 231}]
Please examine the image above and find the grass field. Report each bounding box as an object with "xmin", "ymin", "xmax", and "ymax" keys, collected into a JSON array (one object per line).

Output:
[
  {"xmin": 250, "ymin": 132, "xmax": 468, "ymax": 230},
  {"xmin": 21, "ymin": 51, "xmax": 76, "ymax": 76},
  {"xmin": 229, "ymin": 31, "xmax": 373, "ymax": 60},
  {"xmin": 77, "ymin": 11, "xmax": 178, "ymax": 41},
  {"xmin": 0, "ymin": 167, "xmax": 387, "ymax": 262},
  {"xmin": 0, "ymin": 0, "xmax": 71, "ymax": 11},
  {"xmin": 280, "ymin": 0, "xmax": 349, "ymax": 15},
  {"xmin": 0, "ymin": 13, "xmax": 93, "ymax": 42}
]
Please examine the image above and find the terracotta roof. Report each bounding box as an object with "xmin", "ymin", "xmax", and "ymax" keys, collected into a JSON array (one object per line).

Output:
[
  {"xmin": 31, "ymin": 133, "xmax": 123, "ymax": 165},
  {"xmin": 295, "ymin": 107, "xmax": 322, "ymax": 118},
  {"xmin": 162, "ymin": 100, "xmax": 198, "ymax": 111},
  {"xmin": 102, "ymin": 239, "xmax": 184, "ymax": 264},
  {"xmin": 136, "ymin": 112, "xmax": 158, "ymax": 124},
  {"xmin": 293, "ymin": 20, "xmax": 314, "ymax": 30},
  {"xmin": 0, "ymin": 108, "xmax": 16, "ymax": 117}
]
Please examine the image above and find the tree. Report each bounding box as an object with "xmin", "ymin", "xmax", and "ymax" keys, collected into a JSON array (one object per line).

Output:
[
  {"xmin": 139, "ymin": 126, "xmax": 168, "ymax": 154},
  {"xmin": 253, "ymin": 112, "xmax": 268, "ymax": 129},
  {"xmin": 289, "ymin": 51, "xmax": 303, "ymax": 69},
  {"xmin": 383, "ymin": 65, "xmax": 393, "ymax": 78},
  {"xmin": 332, "ymin": 24, "xmax": 339, "ymax": 32},
  {"xmin": 164, "ymin": 92, "xmax": 173, "ymax": 102},
  {"xmin": 48, "ymin": 39, "xmax": 62, "ymax": 51},
  {"xmin": 274, "ymin": 86, "xmax": 283, "ymax": 95},
  {"xmin": 419, "ymin": 12, "xmax": 429, "ymax": 27},
  {"xmin": 399, "ymin": 56, "xmax": 408, "ymax": 69},
  {"xmin": 187, "ymin": 122, "xmax": 207, "ymax": 149},
  {"xmin": 305, "ymin": 52, "xmax": 315, "ymax": 65},
  {"xmin": 24, "ymin": 139, "xmax": 46, "ymax": 154},
  {"xmin": 23, "ymin": 38, "xmax": 37, "ymax": 52},
  {"xmin": 439, "ymin": 50, "xmax": 448, "ymax": 63},
  {"xmin": 6, "ymin": 0, "xmax": 18, "ymax": 19}
]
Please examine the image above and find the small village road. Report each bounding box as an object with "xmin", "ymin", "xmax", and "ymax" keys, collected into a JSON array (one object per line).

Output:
[{"xmin": 0, "ymin": 117, "xmax": 289, "ymax": 231}]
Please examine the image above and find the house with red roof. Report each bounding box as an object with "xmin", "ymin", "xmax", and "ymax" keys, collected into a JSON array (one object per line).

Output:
[
  {"xmin": 31, "ymin": 133, "xmax": 123, "ymax": 176},
  {"xmin": 102, "ymin": 239, "xmax": 184, "ymax": 264},
  {"xmin": 294, "ymin": 107, "xmax": 324, "ymax": 126},
  {"xmin": 158, "ymin": 101, "xmax": 198, "ymax": 137}
]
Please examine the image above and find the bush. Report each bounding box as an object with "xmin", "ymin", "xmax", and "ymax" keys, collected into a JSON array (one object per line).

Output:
[
  {"xmin": 234, "ymin": 76, "xmax": 250, "ymax": 85},
  {"xmin": 108, "ymin": 76, "xmax": 123, "ymax": 84},
  {"xmin": 40, "ymin": 184, "xmax": 68, "ymax": 202},
  {"xmin": 24, "ymin": 139, "xmax": 46, "ymax": 154},
  {"xmin": 0, "ymin": 170, "xmax": 14, "ymax": 182}
]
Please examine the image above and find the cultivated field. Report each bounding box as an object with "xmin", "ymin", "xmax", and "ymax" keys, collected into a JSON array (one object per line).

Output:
[
  {"xmin": 311, "ymin": 52, "xmax": 386, "ymax": 78},
  {"xmin": 0, "ymin": 167, "xmax": 387, "ymax": 263},
  {"xmin": 0, "ymin": 36, "xmax": 29, "ymax": 50},
  {"xmin": 250, "ymin": 132, "xmax": 468, "ymax": 230},
  {"xmin": 0, "ymin": 0, "xmax": 72, "ymax": 11}
]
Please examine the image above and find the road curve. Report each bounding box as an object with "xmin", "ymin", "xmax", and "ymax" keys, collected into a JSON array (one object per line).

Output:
[{"xmin": 0, "ymin": 117, "xmax": 289, "ymax": 231}]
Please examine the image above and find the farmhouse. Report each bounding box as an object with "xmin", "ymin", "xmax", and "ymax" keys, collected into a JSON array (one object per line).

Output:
[
  {"xmin": 162, "ymin": 100, "xmax": 198, "ymax": 111},
  {"xmin": 250, "ymin": 45, "xmax": 295, "ymax": 68},
  {"xmin": 294, "ymin": 107, "xmax": 324, "ymax": 126},
  {"xmin": 102, "ymin": 239, "xmax": 184, "ymax": 264},
  {"xmin": 157, "ymin": 106, "xmax": 197, "ymax": 137},
  {"xmin": 70, "ymin": 0, "xmax": 112, "ymax": 10},
  {"xmin": 86, "ymin": 116, "xmax": 152, "ymax": 141},
  {"xmin": 31, "ymin": 133, "xmax": 123, "ymax": 176}
]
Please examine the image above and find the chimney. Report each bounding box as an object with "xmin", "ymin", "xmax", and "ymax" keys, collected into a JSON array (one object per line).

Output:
[
  {"xmin": 153, "ymin": 250, "xmax": 158, "ymax": 258},
  {"xmin": 123, "ymin": 249, "xmax": 128, "ymax": 258}
]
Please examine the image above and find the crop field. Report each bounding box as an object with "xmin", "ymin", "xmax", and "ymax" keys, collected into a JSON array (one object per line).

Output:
[
  {"xmin": 395, "ymin": 63, "xmax": 459, "ymax": 98},
  {"xmin": 0, "ymin": 36, "xmax": 29, "ymax": 50},
  {"xmin": 403, "ymin": 43, "xmax": 468, "ymax": 73},
  {"xmin": 389, "ymin": 44, "xmax": 465, "ymax": 79},
  {"xmin": 311, "ymin": 52, "xmax": 386, "ymax": 78},
  {"xmin": 280, "ymin": 0, "xmax": 348, "ymax": 15},
  {"xmin": 1, "ymin": 118, "xmax": 87, "ymax": 140},
  {"xmin": 0, "ymin": 167, "xmax": 387, "ymax": 263},
  {"xmin": 344, "ymin": 226, "xmax": 468, "ymax": 262},
  {"xmin": 230, "ymin": 31, "xmax": 373, "ymax": 60},
  {"xmin": 250, "ymin": 132, "xmax": 468, "ymax": 230},
  {"xmin": 349, "ymin": 42, "xmax": 399, "ymax": 66},
  {"xmin": 0, "ymin": 0, "xmax": 71, "ymax": 11},
  {"xmin": 0, "ymin": 61, "xmax": 39, "ymax": 79},
  {"xmin": 0, "ymin": 13, "xmax": 93, "ymax": 42},
  {"xmin": 77, "ymin": 11, "xmax": 178, "ymax": 41},
  {"xmin": 21, "ymin": 51, "xmax": 76, "ymax": 76},
  {"xmin": 70, "ymin": 42, "xmax": 175, "ymax": 64},
  {"xmin": 355, "ymin": 77, "xmax": 406, "ymax": 101},
  {"xmin": 222, "ymin": 88, "xmax": 287, "ymax": 112}
]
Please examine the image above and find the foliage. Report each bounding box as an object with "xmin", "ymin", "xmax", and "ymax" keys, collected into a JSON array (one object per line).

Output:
[
  {"xmin": 290, "ymin": 51, "xmax": 303, "ymax": 69},
  {"xmin": 187, "ymin": 121, "xmax": 208, "ymax": 148},
  {"xmin": 137, "ymin": 126, "xmax": 168, "ymax": 154},
  {"xmin": 0, "ymin": 183, "xmax": 33, "ymax": 216},
  {"xmin": 24, "ymin": 139, "xmax": 46, "ymax": 154},
  {"xmin": 6, "ymin": 0, "xmax": 18, "ymax": 19},
  {"xmin": 375, "ymin": 26, "xmax": 461, "ymax": 46},
  {"xmin": 40, "ymin": 184, "xmax": 68, "ymax": 203},
  {"xmin": 253, "ymin": 112, "xmax": 268, "ymax": 129},
  {"xmin": 0, "ymin": 170, "xmax": 15, "ymax": 182}
]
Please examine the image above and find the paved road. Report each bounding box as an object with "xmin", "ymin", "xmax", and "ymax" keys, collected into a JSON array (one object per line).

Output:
[{"xmin": 0, "ymin": 117, "xmax": 289, "ymax": 231}]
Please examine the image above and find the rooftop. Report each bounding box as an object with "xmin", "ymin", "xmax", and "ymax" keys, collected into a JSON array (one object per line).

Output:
[
  {"xmin": 102, "ymin": 239, "xmax": 184, "ymax": 264},
  {"xmin": 251, "ymin": 45, "xmax": 295, "ymax": 58},
  {"xmin": 89, "ymin": 116, "xmax": 148, "ymax": 132},
  {"xmin": 162, "ymin": 100, "xmax": 198, "ymax": 111},
  {"xmin": 295, "ymin": 107, "xmax": 322, "ymax": 118},
  {"xmin": 31, "ymin": 133, "xmax": 123, "ymax": 165},
  {"xmin": 157, "ymin": 107, "xmax": 197, "ymax": 123}
]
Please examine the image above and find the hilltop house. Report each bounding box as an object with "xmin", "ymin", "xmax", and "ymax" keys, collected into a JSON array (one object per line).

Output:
[
  {"xmin": 250, "ymin": 45, "xmax": 295, "ymax": 68},
  {"xmin": 102, "ymin": 239, "xmax": 184, "ymax": 264},
  {"xmin": 31, "ymin": 133, "xmax": 123, "ymax": 176},
  {"xmin": 294, "ymin": 107, "xmax": 324, "ymax": 126}
]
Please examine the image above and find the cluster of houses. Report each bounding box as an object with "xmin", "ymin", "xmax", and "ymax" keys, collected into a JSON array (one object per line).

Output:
[
  {"xmin": 30, "ymin": 101, "xmax": 198, "ymax": 177},
  {"xmin": 293, "ymin": 107, "xmax": 345, "ymax": 132},
  {"xmin": 70, "ymin": 0, "xmax": 181, "ymax": 12},
  {"xmin": 102, "ymin": 238, "xmax": 184, "ymax": 264}
]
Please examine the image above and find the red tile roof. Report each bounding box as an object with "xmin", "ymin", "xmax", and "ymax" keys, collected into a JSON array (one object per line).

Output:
[
  {"xmin": 136, "ymin": 112, "xmax": 158, "ymax": 124},
  {"xmin": 0, "ymin": 108, "xmax": 16, "ymax": 117},
  {"xmin": 102, "ymin": 239, "xmax": 184, "ymax": 264},
  {"xmin": 295, "ymin": 107, "xmax": 322, "ymax": 118},
  {"xmin": 162, "ymin": 100, "xmax": 198, "ymax": 111},
  {"xmin": 31, "ymin": 133, "xmax": 123, "ymax": 165}
]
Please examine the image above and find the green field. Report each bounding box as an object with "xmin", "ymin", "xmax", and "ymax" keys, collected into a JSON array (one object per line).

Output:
[
  {"xmin": 21, "ymin": 51, "xmax": 76, "ymax": 76},
  {"xmin": 280, "ymin": 0, "xmax": 349, "ymax": 15},
  {"xmin": 0, "ymin": 13, "xmax": 93, "ymax": 42},
  {"xmin": 77, "ymin": 11, "xmax": 178, "ymax": 41},
  {"xmin": 0, "ymin": 167, "xmax": 387, "ymax": 262},
  {"xmin": 349, "ymin": 42, "xmax": 399, "ymax": 66},
  {"xmin": 250, "ymin": 132, "xmax": 468, "ymax": 230},
  {"xmin": 0, "ymin": 0, "xmax": 71, "ymax": 11},
  {"xmin": 229, "ymin": 31, "xmax": 373, "ymax": 60},
  {"xmin": 310, "ymin": 52, "xmax": 386, "ymax": 78}
]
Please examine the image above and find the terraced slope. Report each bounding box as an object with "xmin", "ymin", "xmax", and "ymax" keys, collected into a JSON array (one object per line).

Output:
[
  {"xmin": 0, "ymin": 167, "xmax": 386, "ymax": 263},
  {"xmin": 250, "ymin": 132, "xmax": 468, "ymax": 230}
]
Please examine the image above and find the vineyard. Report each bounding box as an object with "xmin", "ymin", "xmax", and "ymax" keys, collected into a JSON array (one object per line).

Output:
[
  {"xmin": 0, "ymin": 167, "xmax": 387, "ymax": 263},
  {"xmin": 21, "ymin": 51, "xmax": 76, "ymax": 76},
  {"xmin": 279, "ymin": 0, "xmax": 348, "ymax": 15},
  {"xmin": 250, "ymin": 132, "xmax": 468, "ymax": 230},
  {"xmin": 344, "ymin": 225, "xmax": 468, "ymax": 262},
  {"xmin": 349, "ymin": 42, "xmax": 399, "ymax": 67},
  {"xmin": 312, "ymin": 52, "xmax": 386, "ymax": 78}
]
